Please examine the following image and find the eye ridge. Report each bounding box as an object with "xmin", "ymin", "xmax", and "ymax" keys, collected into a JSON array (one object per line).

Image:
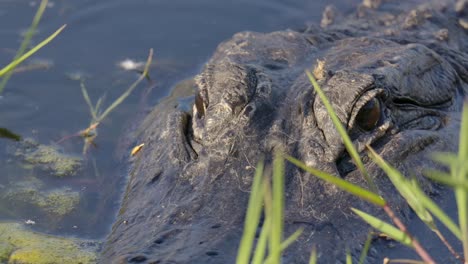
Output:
[{"xmin": 355, "ymin": 97, "xmax": 381, "ymax": 131}]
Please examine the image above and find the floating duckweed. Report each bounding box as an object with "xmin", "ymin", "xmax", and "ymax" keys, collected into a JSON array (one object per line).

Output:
[{"xmin": 0, "ymin": 222, "xmax": 98, "ymax": 264}]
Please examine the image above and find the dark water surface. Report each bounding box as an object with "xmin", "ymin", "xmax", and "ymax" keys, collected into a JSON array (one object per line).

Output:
[{"xmin": 0, "ymin": 0, "xmax": 360, "ymax": 240}]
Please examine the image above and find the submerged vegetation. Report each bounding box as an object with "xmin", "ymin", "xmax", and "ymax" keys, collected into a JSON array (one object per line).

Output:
[
  {"xmin": 236, "ymin": 71, "xmax": 468, "ymax": 264},
  {"xmin": 14, "ymin": 138, "xmax": 83, "ymax": 177},
  {"xmin": 2, "ymin": 180, "xmax": 80, "ymax": 219},
  {"xmin": 0, "ymin": 222, "xmax": 98, "ymax": 264}
]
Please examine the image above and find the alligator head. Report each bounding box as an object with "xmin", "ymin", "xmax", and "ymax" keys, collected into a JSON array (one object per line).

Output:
[{"xmin": 102, "ymin": 1, "xmax": 468, "ymax": 263}]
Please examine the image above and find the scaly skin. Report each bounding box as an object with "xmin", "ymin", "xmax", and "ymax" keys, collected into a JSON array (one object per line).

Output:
[{"xmin": 102, "ymin": 1, "xmax": 468, "ymax": 263}]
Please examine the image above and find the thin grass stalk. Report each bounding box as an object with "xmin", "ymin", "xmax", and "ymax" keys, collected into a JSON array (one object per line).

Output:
[
  {"xmin": 305, "ymin": 70, "xmax": 378, "ymax": 193},
  {"xmin": 252, "ymin": 177, "xmax": 272, "ymax": 264},
  {"xmin": 456, "ymin": 103, "xmax": 468, "ymax": 263},
  {"xmin": 285, "ymin": 155, "xmax": 385, "ymax": 206},
  {"xmin": 417, "ymin": 178, "xmax": 462, "ymax": 227},
  {"xmin": 358, "ymin": 231, "xmax": 373, "ymax": 264},
  {"xmin": 367, "ymin": 145, "xmax": 464, "ymax": 259},
  {"xmin": 0, "ymin": 24, "xmax": 66, "ymax": 78},
  {"xmin": 269, "ymin": 152, "xmax": 285, "ymax": 264},
  {"xmin": 382, "ymin": 205, "xmax": 435, "ymax": 263},
  {"xmin": 384, "ymin": 259, "xmax": 427, "ymax": 264},
  {"xmin": 0, "ymin": 0, "xmax": 48, "ymax": 93},
  {"xmin": 309, "ymin": 245, "xmax": 318, "ymax": 264},
  {"xmin": 80, "ymin": 82, "xmax": 98, "ymax": 121},
  {"xmin": 95, "ymin": 97, "xmax": 104, "ymax": 116},
  {"xmin": 251, "ymin": 219, "xmax": 270, "ymax": 264},
  {"xmin": 236, "ymin": 161, "xmax": 265, "ymax": 264},
  {"xmin": 264, "ymin": 229, "xmax": 304, "ymax": 264},
  {"xmin": 279, "ymin": 229, "xmax": 303, "ymax": 251},
  {"xmin": 346, "ymin": 248, "xmax": 352, "ymax": 264},
  {"xmin": 96, "ymin": 49, "xmax": 153, "ymax": 123},
  {"xmin": 432, "ymin": 229, "xmax": 464, "ymax": 262},
  {"xmin": 423, "ymin": 170, "xmax": 468, "ymax": 191},
  {"xmin": 352, "ymin": 208, "xmax": 412, "ymax": 247},
  {"xmin": 412, "ymin": 187, "xmax": 463, "ymax": 261},
  {"xmin": 431, "ymin": 153, "xmax": 468, "ymax": 167}
]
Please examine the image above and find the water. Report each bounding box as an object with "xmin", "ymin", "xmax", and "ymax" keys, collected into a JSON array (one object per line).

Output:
[{"xmin": 0, "ymin": 0, "xmax": 359, "ymax": 240}]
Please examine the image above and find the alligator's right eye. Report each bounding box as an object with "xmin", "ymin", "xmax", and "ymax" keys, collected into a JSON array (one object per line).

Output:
[
  {"xmin": 195, "ymin": 92, "xmax": 205, "ymax": 118},
  {"xmin": 355, "ymin": 98, "xmax": 381, "ymax": 131}
]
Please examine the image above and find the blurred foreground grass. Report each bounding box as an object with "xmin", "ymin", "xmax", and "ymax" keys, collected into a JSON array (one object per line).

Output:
[{"xmin": 236, "ymin": 71, "xmax": 468, "ymax": 264}]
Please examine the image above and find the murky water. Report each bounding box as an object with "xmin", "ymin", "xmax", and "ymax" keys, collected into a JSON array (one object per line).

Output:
[{"xmin": 0, "ymin": 0, "xmax": 360, "ymax": 241}]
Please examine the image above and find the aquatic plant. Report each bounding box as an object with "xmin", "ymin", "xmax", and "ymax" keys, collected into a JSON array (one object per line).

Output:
[
  {"xmin": 60, "ymin": 49, "xmax": 153, "ymax": 154},
  {"xmin": 0, "ymin": 0, "xmax": 65, "ymax": 94}
]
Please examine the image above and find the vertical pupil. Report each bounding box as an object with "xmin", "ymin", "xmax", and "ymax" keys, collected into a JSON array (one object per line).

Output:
[{"xmin": 356, "ymin": 98, "xmax": 381, "ymax": 131}]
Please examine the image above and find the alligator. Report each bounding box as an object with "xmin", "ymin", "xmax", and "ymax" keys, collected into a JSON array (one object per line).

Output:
[{"xmin": 102, "ymin": 0, "xmax": 468, "ymax": 263}]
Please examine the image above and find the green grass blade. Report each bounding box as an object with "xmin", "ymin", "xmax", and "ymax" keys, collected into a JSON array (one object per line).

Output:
[
  {"xmin": 285, "ymin": 155, "xmax": 385, "ymax": 207},
  {"xmin": 358, "ymin": 231, "xmax": 373, "ymax": 264},
  {"xmin": 431, "ymin": 152, "xmax": 460, "ymax": 167},
  {"xmin": 366, "ymin": 147, "xmax": 433, "ymax": 226},
  {"xmin": 253, "ymin": 178, "xmax": 273, "ymax": 264},
  {"xmin": 269, "ymin": 152, "xmax": 285, "ymax": 264},
  {"xmin": 346, "ymin": 248, "xmax": 352, "ymax": 264},
  {"xmin": 95, "ymin": 97, "xmax": 104, "ymax": 116},
  {"xmin": 306, "ymin": 70, "xmax": 377, "ymax": 193},
  {"xmin": 455, "ymin": 102, "xmax": 468, "ymax": 258},
  {"xmin": 96, "ymin": 49, "xmax": 153, "ymax": 123},
  {"xmin": 80, "ymin": 82, "xmax": 98, "ymax": 121},
  {"xmin": 252, "ymin": 177, "xmax": 273, "ymax": 264},
  {"xmin": 423, "ymin": 170, "xmax": 468, "ymax": 190},
  {"xmin": 236, "ymin": 161, "xmax": 265, "ymax": 264},
  {"xmin": 251, "ymin": 219, "xmax": 270, "ymax": 264},
  {"xmin": 351, "ymin": 208, "xmax": 412, "ymax": 247},
  {"xmin": 280, "ymin": 228, "xmax": 303, "ymax": 251},
  {"xmin": 0, "ymin": 24, "xmax": 66, "ymax": 79},
  {"xmin": 264, "ymin": 228, "xmax": 304, "ymax": 264},
  {"xmin": 409, "ymin": 179, "xmax": 462, "ymax": 240},
  {"xmin": 309, "ymin": 245, "xmax": 318, "ymax": 264},
  {"xmin": 0, "ymin": 0, "xmax": 48, "ymax": 93}
]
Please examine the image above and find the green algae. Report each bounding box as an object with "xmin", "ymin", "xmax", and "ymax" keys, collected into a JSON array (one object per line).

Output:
[
  {"xmin": 0, "ymin": 241, "xmax": 14, "ymax": 263},
  {"xmin": 38, "ymin": 188, "xmax": 80, "ymax": 216},
  {"xmin": 3, "ymin": 181, "xmax": 80, "ymax": 219},
  {"xmin": 0, "ymin": 222, "xmax": 98, "ymax": 264},
  {"xmin": 14, "ymin": 138, "xmax": 82, "ymax": 177}
]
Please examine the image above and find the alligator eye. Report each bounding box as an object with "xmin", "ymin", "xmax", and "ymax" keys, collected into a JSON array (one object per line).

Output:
[
  {"xmin": 355, "ymin": 98, "xmax": 381, "ymax": 131},
  {"xmin": 195, "ymin": 92, "xmax": 205, "ymax": 118}
]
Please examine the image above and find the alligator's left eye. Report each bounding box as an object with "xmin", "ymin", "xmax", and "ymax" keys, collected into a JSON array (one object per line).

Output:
[{"xmin": 355, "ymin": 98, "xmax": 381, "ymax": 131}]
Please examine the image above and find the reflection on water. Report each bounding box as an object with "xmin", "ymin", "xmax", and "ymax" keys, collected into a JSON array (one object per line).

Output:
[{"xmin": 0, "ymin": 0, "xmax": 358, "ymax": 240}]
